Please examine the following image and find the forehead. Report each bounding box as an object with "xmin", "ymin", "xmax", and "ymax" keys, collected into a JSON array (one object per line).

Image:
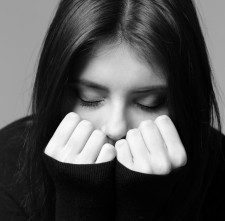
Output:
[{"xmin": 76, "ymin": 43, "xmax": 167, "ymax": 91}]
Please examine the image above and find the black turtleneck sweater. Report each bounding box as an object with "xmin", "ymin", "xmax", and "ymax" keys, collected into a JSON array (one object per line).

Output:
[{"xmin": 0, "ymin": 116, "xmax": 225, "ymax": 220}]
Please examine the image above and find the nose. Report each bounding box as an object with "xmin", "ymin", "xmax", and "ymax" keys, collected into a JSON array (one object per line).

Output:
[{"xmin": 101, "ymin": 105, "xmax": 128, "ymax": 145}]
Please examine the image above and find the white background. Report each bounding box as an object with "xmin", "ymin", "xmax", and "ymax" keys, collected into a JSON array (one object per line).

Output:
[{"xmin": 0, "ymin": 0, "xmax": 224, "ymax": 133}]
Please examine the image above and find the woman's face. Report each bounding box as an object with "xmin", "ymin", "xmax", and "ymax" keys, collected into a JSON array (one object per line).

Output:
[{"xmin": 71, "ymin": 43, "xmax": 168, "ymax": 145}]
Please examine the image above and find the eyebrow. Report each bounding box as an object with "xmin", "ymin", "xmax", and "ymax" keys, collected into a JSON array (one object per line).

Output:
[
  {"xmin": 74, "ymin": 79, "xmax": 167, "ymax": 94},
  {"xmin": 75, "ymin": 79, "xmax": 109, "ymax": 92}
]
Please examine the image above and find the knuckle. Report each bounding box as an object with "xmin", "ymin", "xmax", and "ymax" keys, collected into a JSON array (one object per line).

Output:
[
  {"xmin": 157, "ymin": 164, "xmax": 171, "ymax": 175},
  {"xmin": 134, "ymin": 160, "xmax": 152, "ymax": 174},
  {"xmin": 154, "ymin": 115, "xmax": 170, "ymax": 126},
  {"xmin": 139, "ymin": 120, "xmax": 154, "ymax": 130},
  {"xmin": 115, "ymin": 139, "xmax": 126, "ymax": 149},
  {"xmin": 152, "ymin": 158, "xmax": 172, "ymax": 175},
  {"xmin": 44, "ymin": 144, "xmax": 58, "ymax": 159},
  {"xmin": 126, "ymin": 128, "xmax": 140, "ymax": 139},
  {"xmin": 75, "ymin": 154, "xmax": 94, "ymax": 164},
  {"xmin": 102, "ymin": 143, "xmax": 114, "ymax": 150},
  {"xmin": 44, "ymin": 147, "xmax": 52, "ymax": 157},
  {"xmin": 172, "ymin": 152, "xmax": 187, "ymax": 167},
  {"xmin": 80, "ymin": 120, "xmax": 94, "ymax": 130},
  {"xmin": 56, "ymin": 149, "xmax": 71, "ymax": 163},
  {"xmin": 140, "ymin": 164, "xmax": 152, "ymax": 174},
  {"xmin": 74, "ymin": 155, "xmax": 83, "ymax": 164},
  {"xmin": 66, "ymin": 112, "xmax": 80, "ymax": 122},
  {"xmin": 93, "ymin": 129, "xmax": 106, "ymax": 139},
  {"xmin": 102, "ymin": 143, "xmax": 116, "ymax": 154}
]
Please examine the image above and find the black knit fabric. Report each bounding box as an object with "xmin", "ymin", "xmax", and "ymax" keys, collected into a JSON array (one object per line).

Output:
[
  {"xmin": 0, "ymin": 117, "xmax": 225, "ymax": 221},
  {"xmin": 43, "ymin": 153, "xmax": 116, "ymax": 221},
  {"xmin": 114, "ymin": 160, "xmax": 186, "ymax": 221}
]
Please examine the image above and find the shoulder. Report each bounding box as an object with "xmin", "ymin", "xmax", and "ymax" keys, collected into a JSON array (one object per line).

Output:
[
  {"xmin": 0, "ymin": 115, "xmax": 33, "ymax": 183},
  {"xmin": 0, "ymin": 116, "xmax": 33, "ymax": 217},
  {"xmin": 202, "ymin": 127, "xmax": 225, "ymax": 219},
  {"xmin": 0, "ymin": 116, "xmax": 33, "ymax": 185},
  {"xmin": 0, "ymin": 115, "xmax": 33, "ymax": 155},
  {"xmin": 0, "ymin": 116, "xmax": 32, "ymax": 143}
]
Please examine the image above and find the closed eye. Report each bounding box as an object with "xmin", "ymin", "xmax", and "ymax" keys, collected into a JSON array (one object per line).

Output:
[
  {"xmin": 78, "ymin": 97, "xmax": 104, "ymax": 108},
  {"xmin": 78, "ymin": 95, "xmax": 167, "ymax": 112},
  {"xmin": 135, "ymin": 95, "xmax": 168, "ymax": 112}
]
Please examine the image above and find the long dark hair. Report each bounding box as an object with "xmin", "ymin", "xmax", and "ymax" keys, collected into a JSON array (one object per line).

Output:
[{"xmin": 16, "ymin": 0, "xmax": 223, "ymax": 220}]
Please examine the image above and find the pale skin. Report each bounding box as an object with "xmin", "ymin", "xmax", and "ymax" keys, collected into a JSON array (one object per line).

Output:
[{"xmin": 44, "ymin": 42, "xmax": 187, "ymax": 174}]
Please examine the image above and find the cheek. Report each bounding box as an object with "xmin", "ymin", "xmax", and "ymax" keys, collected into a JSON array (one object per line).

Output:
[
  {"xmin": 72, "ymin": 106, "xmax": 105, "ymax": 129},
  {"xmin": 130, "ymin": 108, "xmax": 169, "ymax": 127}
]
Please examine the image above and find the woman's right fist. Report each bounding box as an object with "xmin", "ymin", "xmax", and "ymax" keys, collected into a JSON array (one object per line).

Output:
[{"xmin": 44, "ymin": 112, "xmax": 116, "ymax": 164}]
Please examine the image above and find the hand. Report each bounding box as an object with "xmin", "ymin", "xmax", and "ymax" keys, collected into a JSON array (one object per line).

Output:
[
  {"xmin": 115, "ymin": 115, "xmax": 187, "ymax": 174},
  {"xmin": 44, "ymin": 112, "xmax": 116, "ymax": 164}
]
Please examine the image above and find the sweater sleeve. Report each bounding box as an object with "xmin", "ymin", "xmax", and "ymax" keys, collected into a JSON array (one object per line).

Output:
[
  {"xmin": 115, "ymin": 159, "xmax": 185, "ymax": 221},
  {"xmin": 42, "ymin": 153, "xmax": 116, "ymax": 221}
]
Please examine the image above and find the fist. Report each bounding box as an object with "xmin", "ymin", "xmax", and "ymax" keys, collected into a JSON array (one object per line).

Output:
[
  {"xmin": 115, "ymin": 115, "xmax": 187, "ymax": 174},
  {"xmin": 44, "ymin": 112, "xmax": 116, "ymax": 164}
]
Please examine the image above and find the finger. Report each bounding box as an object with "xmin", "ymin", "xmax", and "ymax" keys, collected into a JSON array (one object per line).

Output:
[
  {"xmin": 63, "ymin": 120, "xmax": 94, "ymax": 158},
  {"xmin": 115, "ymin": 139, "xmax": 133, "ymax": 169},
  {"xmin": 138, "ymin": 120, "xmax": 167, "ymax": 157},
  {"xmin": 154, "ymin": 115, "xmax": 187, "ymax": 167},
  {"xmin": 95, "ymin": 143, "xmax": 116, "ymax": 164},
  {"xmin": 78, "ymin": 130, "xmax": 107, "ymax": 164},
  {"xmin": 126, "ymin": 128, "xmax": 150, "ymax": 165},
  {"xmin": 45, "ymin": 112, "xmax": 80, "ymax": 156}
]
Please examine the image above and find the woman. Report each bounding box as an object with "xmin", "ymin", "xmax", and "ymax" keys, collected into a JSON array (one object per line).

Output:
[{"xmin": 0, "ymin": 0, "xmax": 224, "ymax": 220}]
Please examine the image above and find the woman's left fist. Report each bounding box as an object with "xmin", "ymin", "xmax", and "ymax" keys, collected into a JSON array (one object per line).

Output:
[{"xmin": 115, "ymin": 115, "xmax": 187, "ymax": 174}]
